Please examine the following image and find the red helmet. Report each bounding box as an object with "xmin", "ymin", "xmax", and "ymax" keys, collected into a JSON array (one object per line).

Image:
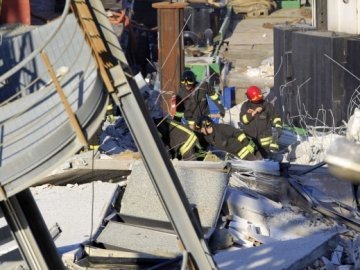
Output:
[{"xmin": 246, "ymin": 86, "xmax": 263, "ymax": 102}]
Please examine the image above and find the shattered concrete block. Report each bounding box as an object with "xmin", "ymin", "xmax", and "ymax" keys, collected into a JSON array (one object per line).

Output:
[
  {"xmin": 224, "ymin": 187, "xmax": 281, "ymax": 234},
  {"xmin": 228, "ymin": 228, "xmax": 253, "ymax": 247}
]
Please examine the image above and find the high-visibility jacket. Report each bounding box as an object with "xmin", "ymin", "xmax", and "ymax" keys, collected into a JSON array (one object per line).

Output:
[
  {"xmin": 156, "ymin": 119, "xmax": 198, "ymax": 160},
  {"xmin": 202, "ymin": 123, "xmax": 256, "ymax": 160},
  {"xmin": 175, "ymin": 81, "xmax": 224, "ymax": 126},
  {"xmin": 240, "ymin": 100, "xmax": 282, "ymax": 152}
]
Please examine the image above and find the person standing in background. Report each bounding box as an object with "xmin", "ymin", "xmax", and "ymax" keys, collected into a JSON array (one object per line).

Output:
[
  {"xmin": 175, "ymin": 70, "xmax": 225, "ymax": 130},
  {"xmin": 240, "ymin": 85, "xmax": 282, "ymax": 159}
]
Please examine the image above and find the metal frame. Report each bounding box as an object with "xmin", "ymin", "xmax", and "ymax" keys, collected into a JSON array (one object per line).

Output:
[
  {"xmin": 80, "ymin": 0, "xmax": 217, "ymax": 268},
  {"xmin": 0, "ymin": 189, "xmax": 65, "ymax": 269}
]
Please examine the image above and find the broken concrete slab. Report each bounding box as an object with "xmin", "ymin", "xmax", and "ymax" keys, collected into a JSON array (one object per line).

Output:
[
  {"xmin": 82, "ymin": 245, "xmax": 169, "ymax": 259},
  {"xmin": 288, "ymin": 178, "xmax": 360, "ymax": 233},
  {"xmin": 224, "ymin": 186, "xmax": 341, "ymax": 240},
  {"xmin": 41, "ymin": 153, "xmax": 132, "ymax": 185},
  {"xmin": 96, "ymin": 221, "xmax": 180, "ymax": 258},
  {"xmin": 171, "ymin": 159, "xmax": 226, "ymax": 170},
  {"xmin": 119, "ymin": 160, "xmax": 229, "ymax": 237},
  {"xmin": 214, "ymin": 231, "xmax": 338, "ymax": 270},
  {"xmin": 31, "ymin": 182, "xmax": 121, "ymax": 255}
]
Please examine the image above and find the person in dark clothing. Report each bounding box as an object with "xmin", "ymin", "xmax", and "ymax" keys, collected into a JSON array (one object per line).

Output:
[
  {"xmin": 240, "ymin": 85, "xmax": 282, "ymax": 159},
  {"xmin": 154, "ymin": 118, "xmax": 199, "ymax": 161},
  {"xmin": 196, "ymin": 116, "xmax": 261, "ymax": 161},
  {"xmin": 175, "ymin": 70, "xmax": 225, "ymax": 130}
]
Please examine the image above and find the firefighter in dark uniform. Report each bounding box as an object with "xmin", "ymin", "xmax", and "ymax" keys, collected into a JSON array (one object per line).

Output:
[
  {"xmin": 196, "ymin": 116, "xmax": 260, "ymax": 161},
  {"xmin": 240, "ymin": 85, "xmax": 282, "ymax": 159},
  {"xmin": 155, "ymin": 118, "xmax": 199, "ymax": 161},
  {"xmin": 175, "ymin": 70, "xmax": 225, "ymax": 130}
]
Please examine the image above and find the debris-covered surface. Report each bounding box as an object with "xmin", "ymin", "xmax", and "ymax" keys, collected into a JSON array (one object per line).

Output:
[
  {"xmin": 2, "ymin": 134, "xmax": 360, "ymax": 269},
  {"xmin": 4, "ymin": 65, "xmax": 360, "ymax": 270},
  {"xmin": 0, "ymin": 181, "xmax": 121, "ymax": 269},
  {"xmin": 31, "ymin": 182, "xmax": 121, "ymax": 254}
]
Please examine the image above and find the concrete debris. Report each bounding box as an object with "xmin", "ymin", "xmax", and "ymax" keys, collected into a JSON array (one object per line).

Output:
[
  {"xmin": 347, "ymin": 108, "xmax": 360, "ymax": 142},
  {"xmin": 228, "ymin": 227, "xmax": 257, "ymax": 247},
  {"xmin": 119, "ymin": 160, "xmax": 229, "ymax": 237},
  {"xmin": 171, "ymin": 159, "xmax": 226, "ymax": 170},
  {"xmin": 96, "ymin": 221, "xmax": 180, "ymax": 258},
  {"xmin": 289, "ymin": 177, "xmax": 360, "ymax": 233},
  {"xmin": 3, "ymin": 148, "xmax": 360, "ymax": 269},
  {"xmin": 31, "ymin": 182, "xmax": 121, "ymax": 256},
  {"xmin": 225, "ymin": 185, "xmax": 342, "ymax": 243},
  {"xmin": 225, "ymin": 186, "xmax": 283, "ymax": 218},
  {"xmin": 39, "ymin": 151, "xmax": 132, "ymax": 187},
  {"xmin": 245, "ymin": 56, "xmax": 274, "ymax": 78},
  {"xmin": 214, "ymin": 231, "xmax": 338, "ymax": 270},
  {"xmin": 282, "ymin": 133, "xmax": 343, "ymax": 165},
  {"xmin": 228, "ymin": 215, "xmax": 278, "ymax": 245}
]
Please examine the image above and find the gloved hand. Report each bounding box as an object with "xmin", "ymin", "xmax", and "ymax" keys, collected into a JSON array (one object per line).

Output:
[
  {"xmin": 276, "ymin": 127, "xmax": 283, "ymax": 138},
  {"xmin": 219, "ymin": 107, "xmax": 225, "ymax": 118},
  {"xmin": 269, "ymin": 143, "xmax": 279, "ymax": 153}
]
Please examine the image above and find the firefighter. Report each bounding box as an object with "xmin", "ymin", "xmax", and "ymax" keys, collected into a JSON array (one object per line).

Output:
[
  {"xmin": 240, "ymin": 85, "xmax": 282, "ymax": 159},
  {"xmin": 175, "ymin": 70, "xmax": 225, "ymax": 130},
  {"xmin": 154, "ymin": 118, "xmax": 199, "ymax": 161},
  {"xmin": 196, "ymin": 116, "xmax": 260, "ymax": 161}
]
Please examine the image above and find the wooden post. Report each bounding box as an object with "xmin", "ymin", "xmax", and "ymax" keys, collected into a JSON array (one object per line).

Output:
[
  {"xmin": 152, "ymin": 2, "xmax": 188, "ymax": 115},
  {"xmin": 41, "ymin": 50, "xmax": 88, "ymax": 147},
  {"xmin": 70, "ymin": 0, "xmax": 117, "ymax": 94}
]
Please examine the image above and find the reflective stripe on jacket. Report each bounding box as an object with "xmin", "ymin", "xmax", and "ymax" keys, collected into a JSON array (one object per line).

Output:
[
  {"xmin": 176, "ymin": 81, "xmax": 224, "ymax": 123},
  {"xmin": 240, "ymin": 100, "xmax": 282, "ymax": 142},
  {"xmin": 202, "ymin": 123, "xmax": 254, "ymax": 159},
  {"xmin": 168, "ymin": 120, "xmax": 197, "ymax": 157}
]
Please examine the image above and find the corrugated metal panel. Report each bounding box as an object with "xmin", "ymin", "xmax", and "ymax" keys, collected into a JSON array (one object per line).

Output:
[{"xmin": 0, "ymin": 14, "xmax": 108, "ymax": 198}]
